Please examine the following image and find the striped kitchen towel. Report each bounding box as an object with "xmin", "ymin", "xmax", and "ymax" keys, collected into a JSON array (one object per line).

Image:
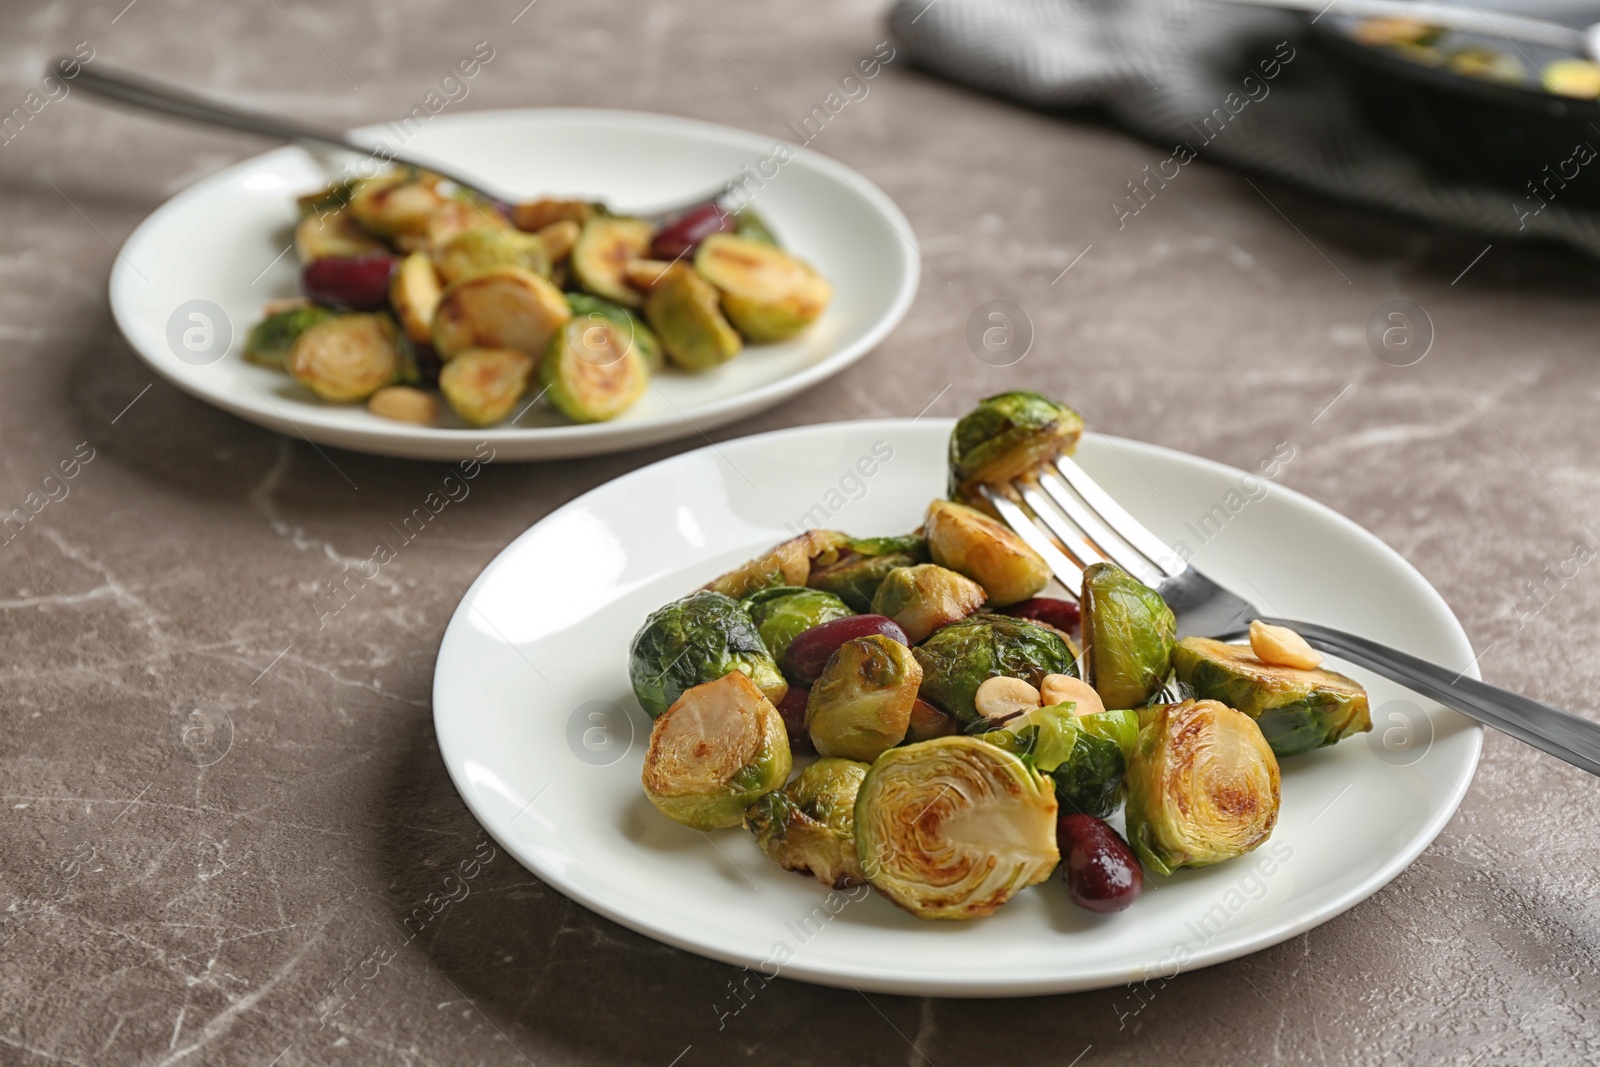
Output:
[{"xmin": 889, "ymin": 0, "xmax": 1600, "ymax": 257}]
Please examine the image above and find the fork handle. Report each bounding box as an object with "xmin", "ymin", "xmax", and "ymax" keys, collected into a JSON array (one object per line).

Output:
[{"xmin": 1266, "ymin": 618, "xmax": 1600, "ymax": 778}]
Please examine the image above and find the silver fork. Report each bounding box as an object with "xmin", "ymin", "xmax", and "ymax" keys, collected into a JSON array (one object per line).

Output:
[{"xmin": 984, "ymin": 457, "xmax": 1600, "ymax": 778}]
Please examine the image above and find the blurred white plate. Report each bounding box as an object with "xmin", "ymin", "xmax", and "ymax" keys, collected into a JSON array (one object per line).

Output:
[
  {"xmin": 432, "ymin": 420, "xmax": 1481, "ymax": 995},
  {"xmin": 109, "ymin": 110, "xmax": 918, "ymax": 461}
]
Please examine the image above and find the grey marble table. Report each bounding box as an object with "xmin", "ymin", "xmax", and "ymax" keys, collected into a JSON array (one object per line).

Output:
[{"xmin": 3, "ymin": 1, "xmax": 1598, "ymax": 1064}]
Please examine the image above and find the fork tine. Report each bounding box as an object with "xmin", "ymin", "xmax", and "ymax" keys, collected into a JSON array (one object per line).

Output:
[
  {"xmin": 1033, "ymin": 469, "xmax": 1168, "ymax": 587},
  {"xmin": 1052, "ymin": 457, "xmax": 1187, "ymax": 578},
  {"xmin": 978, "ymin": 486, "xmax": 1084, "ymax": 595}
]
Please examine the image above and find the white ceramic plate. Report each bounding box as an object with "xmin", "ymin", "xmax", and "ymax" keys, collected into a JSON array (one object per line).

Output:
[
  {"xmin": 432, "ymin": 421, "xmax": 1481, "ymax": 996},
  {"xmin": 109, "ymin": 110, "xmax": 918, "ymax": 461}
]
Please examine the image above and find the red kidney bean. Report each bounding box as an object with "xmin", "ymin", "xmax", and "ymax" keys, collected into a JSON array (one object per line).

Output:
[
  {"xmin": 776, "ymin": 686, "xmax": 813, "ymax": 754},
  {"xmin": 1002, "ymin": 597, "xmax": 1081, "ymax": 635},
  {"xmin": 783, "ymin": 615, "xmax": 909, "ymax": 686},
  {"xmin": 649, "ymin": 202, "xmax": 734, "ymax": 260},
  {"xmin": 1058, "ymin": 814, "xmax": 1143, "ymax": 913},
  {"xmin": 302, "ymin": 253, "xmax": 398, "ymax": 311}
]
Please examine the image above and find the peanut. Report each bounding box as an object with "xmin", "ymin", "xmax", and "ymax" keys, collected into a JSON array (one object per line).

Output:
[
  {"xmin": 367, "ymin": 386, "xmax": 439, "ymax": 426},
  {"xmin": 1249, "ymin": 620, "xmax": 1322, "ymax": 670},
  {"xmin": 1039, "ymin": 674, "xmax": 1106, "ymax": 716},
  {"xmin": 974, "ymin": 676, "xmax": 1041, "ymax": 722}
]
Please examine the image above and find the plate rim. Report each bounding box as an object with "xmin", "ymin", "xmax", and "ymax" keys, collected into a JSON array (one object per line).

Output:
[
  {"xmin": 108, "ymin": 107, "xmax": 921, "ymax": 462},
  {"xmin": 432, "ymin": 418, "xmax": 1484, "ymax": 995}
]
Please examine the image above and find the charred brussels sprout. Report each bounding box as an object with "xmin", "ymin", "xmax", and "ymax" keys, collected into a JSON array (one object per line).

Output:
[
  {"xmin": 437, "ymin": 348, "xmax": 535, "ymax": 426},
  {"xmin": 1125, "ymin": 700, "xmax": 1280, "ymax": 876},
  {"xmin": 643, "ymin": 263, "xmax": 743, "ymax": 371},
  {"xmin": 703, "ymin": 530, "xmax": 851, "ymax": 600},
  {"xmin": 741, "ymin": 586, "xmax": 854, "ymax": 664},
  {"xmin": 571, "ymin": 215, "xmax": 654, "ymax": 307},
  {"xmin": 294, "ymin": 209, "xmax": 386, "ymax": 262},
  {"xmin": 1173, "ymin": 637, "xmax": 1371, "ymax": 756},
  {"xmin": 390, "ymin": 252, "xmax": 442, "ymax": 344},
  {"xmin": 245, "ymin": 305, "xmax": 336, "ymax": 370},
  {"xmin": 431, "ymin": 267, "xmax": 571, "ymax": 360},
  {"xmin": 870, "ymin": 564, "xmax": 987, "ymax": 643},
  {"xmin": 913, "ymin": 614, "xmax": 1076, "ymax": 726},
  {"xmin": 924, "ymin": 499, "xmax": 1051, "ymax": 606},
  {"xmin": 539, "ymin": 315, "xmax": 648, "ymax": 423},
  {"xmin": 566, "ymin": 293, "xmax": 663, "ymax": 372},
  {"xmin": 629, "ymin": 591, "xmax": 787, "ymax": 718},
  {"xmin": 744, "ymin": 757, "xmax": 869, "ymax": 888},
  {"xmin": 435, "ymin": 225, "xmax": 551, "ymax": 285},
  {"xmin": 733, "ymin": 207, "xmax": 779, "ymax": 245},
  {"xmin": 287, "ymin": 313, "xmax": 403, "ymax": 402},
  {"xmin": 983, "ymin": 705, "xmax": 1139, "ymax": 819},
  {"xmin": 806, "ymin": 635, "xmax": 922, "ymax": 761},
  {"xmin": 694, "ymin": 234, "xmax": 833, "ymax": 343},
  {"xmin": 948, "ymin": 392, "xmax": 1084, "ymax": 504},
  {"xmin": 854, "ymin": 736, "xmax": 1059, "ymax": 920},
  {"xmin": 807, "ymin": 535, "xmax": 929, "ymax": 612},
  {"xmin": 641, "ymin": 671, "xmax": 792, "ymax": 830},
  {"xmin": 511, "ymin": 198, "xmax": 596, "ymax": 233},
  {"xmin": 1081, "ymin": 563, "xmax": 1176, "ymax": 710},
  {"xmin": 348, "ymin": 171, "xmax": 452, "ymax": 239}
]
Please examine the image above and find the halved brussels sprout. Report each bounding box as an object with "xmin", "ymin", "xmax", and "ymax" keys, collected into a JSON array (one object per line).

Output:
[
  {"xmin": 907, "ymin": 698, "xmax": 959, "ymax": 742},
  {"xmin": 536, "ymin": 218, "xmax": 581, "ymax": 263},
  {"xmin": 870, "ymin": 564, "xmax": 986, "ymax": 643},
  {"xmin": 511, "ymin": 197, "xmax": 596, "ymax": 233},
  {"xmin": 643, "ymin": 263, "xmax": 743, "ymax": 371},
  {"xmin": 741, "ymin": 586, "xmax": 854, "ymax": 663},
  {"xmin": 982, "ymin": 704, "xmax": 1139, "ymax": 818},
  {"xmin": 348, "ymin": 171, "xmax": 452, "ymax": 239},
  {"xmin": 539, "ymin": 315, "xmax": 648, "ymax": 423},
  {"xmin": 437, "ymin": 347, "xmax": 535, "ymax": 426},
  {"xmin": 1080, "ymin": 563, "xmax": 1177, "ymax": 710},
  {"xmin": 948, "ymin": 392, "xmax": 1084, "ymax": 505},
  {"xmin": 1173, "ymin": 637, "xmax": 1371, "ymax": 756},
  {"xmin": 431, "ymin": 267, "xmax": 571, "ymax": 360},
  {"xmin": 807, "ymin": 535, "xmax": 929, "ymax": 613},
  {"xmin": 913, "ymin": 613, "xmax": 1076, "ymax": 726},
  {"xmin": 854, "ymin": 736, "xmax": 1059, "ymax": 920},
  {"xmin": 924, "ymin": 499, "xmax": 1051, "ymax": 607},
  {"xmin": 422, "ymin": 200, "xmax": 500, "ymax": 254},
  {"xmin": 566, "ymin": 294, "xmax": 663, "ymax": 372},
  {"xmin": 294, "ymin": 209, "xmax": 387, "ymax": 262},
  {"xmin": 435, "ymin": 226, "xmax": 551, "ymax": 286},
  {"xmin": 623, "ymin": 258, "xmax": 673, "ymax": 293},
  {"xmin": 694, "ymin": 234, "xmax": 833, "ymax": 343},
  {"xmin": 805, "ymin": 634, "xmax": 922, "ymax": 761},
  {"xmin": 641, "ymin": 671, "xmax": 792, "ymax": 830},
  {"xmin": 744, "ymin": 756, "xmax": 868, "ymax": 888},
  {"xmin": 629, "ymin": 590, "xmax": 787, "ymax": 718},
  {"xmin": 1125, "ymin": 699, "xmax": 1280, "ymax": 876},
  {"xmin": 287, "ymin": 313, "xmax": 403, "ymax": 402},
  {"xmin": 390, "ymin": 252, "xmax": 442, "ymax": 344},
  {"xmin": 245, "ymin": 305, "xmax": 336, "ymax": 370},
  {"xmin": 571, "ymin": 215, "xmax": 655, "ymax": 307},
  {"xmin": 703, "ymin": 530, "xmax": 852, "ymax": 600}
]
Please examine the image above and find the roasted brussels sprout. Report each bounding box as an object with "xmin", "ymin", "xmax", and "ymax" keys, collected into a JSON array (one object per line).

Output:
[
  {"xmin": 1173, "ymin": 637, "xmax": 1371, "ymax": 756},
  {"xmin": 913, "ymin": 614, "xmax": 1076, "ymax": 725},
  {"xmin": 566, "ymin": 293, "xmax": 663, "ymax": 372},
  {"xmin": 390, "ymin": 252, "xmax": 442, "ymax": 344},
  {"xmin": 348, "ymin": 171, "xmax": 452, "ymax": 239},
  {"xmin": 694, "ymin": 234, "xmax": 833, "ymax": 343},
  {"xmin": 629, "ymin": 590, "xmax": 787, "ymax": 718},
  {"xmin": 643, "ymin": 263, "xmax": 743, "ymax": 371},
  {"xmin": 1080, "ymin": 563, "xmax": 1176, "ymax": 710},
  {"xmin": 437, "ymin": 347, "xmax": 535, "ymax": 426},
  {"xmin": 534, "ymin": 218, "xmax": 581, "ymax": 263},
  {"xmin": 511, "ymin": 198, "xmax": 596, "ymax": 234},
  {"xmin": 287, "ymin": 313, "xmax": 403, "ymax": 402},
  {"xmin": 741, "ymin": 586, "xmax": 854, "ymax": 664},
  {"xmin": 431, "ymin": 267, "xmax": 571, "ymax": 360},
  {"xmin": 435, "ymin": 225, "xmax": 551, "ymax": 285},
  {"xmin": 744, "ymin": 757, "xmax": 868, "ymax": 888},
  {"xmin": 641, "ymin": 671, "xmax": 792, "ymax": 830},
  {"xmin": 571, "ymin": 215, "xmax": 655, "ymax": 307},
  {"xmin": 870, "ymin": 564, "xmax": 986, "ymax": 643},
  {"xmin": 948, "ymin": 391, "xmax": 1084, "ymax": 505},
  {"xmin": 245, "ymin": 305, "xmax": 336, "ymax": 370},
  {"xmin": 979, "ymin": 704, "xmax": 1137, "ymax": 818},
  {"xmin": 539, "ymin": 315, "xmax": 648, "ymax": 423},
  {"xmin": 733, "ymin": 207, "xmax": 778, "ymax": 245},
  {"xmin": 906, "ymin": 698, "xmax": 958, "ymax": 742},
  {"xmin": 854, "ymin": 736, "xmax": 1059, "ymax": 920},
  {"xmin": 1125, "ymin": 699, "xmax": 1280, "ymax": 876},
  {"xmin": 423, "ymin": 199, "xmax": 500, "ymax": 254},
  {"xmin": 807, "ymin": 535, "xmax": 929, "ymax": 612},
  {"xmin": 294, "ymin": 209, "xmax": 386, "ymax": 262},
  {"xmin": 806, "ymin": 634, "xmax": 922, "ymax": 761},
  {"xmin": 703, "ymin": 529, "xmax": 851, "ymax": 600},
  {"xmin": 924, "ymin": 499, "xmax": 1051, "ymax": 607},
  {"xmin": 295, "ymin": 181, "xmax": 354, "ymax": 218}
]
